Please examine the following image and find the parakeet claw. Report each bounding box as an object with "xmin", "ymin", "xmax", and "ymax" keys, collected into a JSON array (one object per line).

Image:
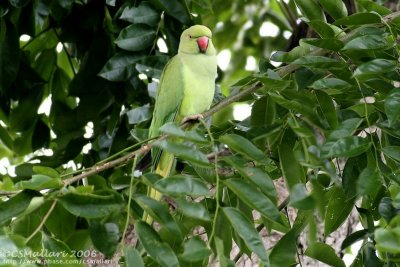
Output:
[{"xmin": 181, "ymin": 114, "xmax": 204, "ymax": 124}]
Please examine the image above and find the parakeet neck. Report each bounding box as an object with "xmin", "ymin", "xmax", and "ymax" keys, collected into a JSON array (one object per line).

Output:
[{"xmin": 178, "ymin": 52, "xmax": 217, "ymax": 78}]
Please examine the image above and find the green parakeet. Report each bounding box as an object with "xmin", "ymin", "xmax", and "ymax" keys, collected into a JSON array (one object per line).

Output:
[{"xmin": 145, "ymin": 25, "xmax": 217, "ymax": 223}]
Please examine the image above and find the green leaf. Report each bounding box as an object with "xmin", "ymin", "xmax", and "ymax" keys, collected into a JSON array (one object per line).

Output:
[
  {"xmin": 98, "ymin": 53, "xmax": 142, "ymax": 81},
  {"xmin": 342, "ymin": 155, "xmax": 367, "ymax": 198},
  {"xmin": 115, "ymin": 24, "xmax": 156, "ymax": 52},
  {"xmin": 251, "ymin": 96, "xmax": 276, "ymax": 127},
  {"xmin": 178, "ymin": 237, "xmax": 211, "ymax": 262},
  {"xmin": 269, "ymin": 231, "xmax": 297, "ymax": 267},
  {"xmin": 347, "ymin": 103, "xmax": 375, "ymax": 118},
  {"xmin": 318, "ymin": 0, "xmax": 347, "ymax": 19},
  {"xmin": 0, "ymin": 21, "xmax": 20, "ymax": 92},
  {"xmin": 45, "ymin": 203, "xmax": 77, "ymax": 240},
  {"xmin": 33, "ymin": 166, "xmax": 59, "ymax": 178},
  {"xmin": 32, "ymin": 49, "xmax": 56, "ymax": 81},
  {"xmin": 159, "ymin": 122, "xmax": 208, "ymax": 144},
  {"xmin": 351, "ymin": 242, "xmax": 383, "ymax": 267},
  {"xmin": 57, "ymin": 190, "xmax": 124, "ymax": 219},
  {"xmin": 175, "ymin": 199, "xmax": 211, "ymax": 221},
  {"xmin": 124, "ymin": 246, "xmax": 145, "ymax": 267},
  {"xmin": 270, "ymin": 90, "xmax": 322, "ymax": 127},
  {"xmin": 135, "ymin": 220, "xmax": 179, "ymax": 267},
  {"xmin": 134, "ymin": 195, "xmax": 183, "ymax": 243},
  {"xmin": 305, "ymin": 242, "xmax": 346, "ymax": 267},
  {"xmin": 0, "ymin": 190, "xmax": 39, "ymax": 225},
  {"xmin": 150, "ymin": 0, "xmax": 190, "ymax": 24},
  {"xmin": 219, "ymin": 134, "xmax": 266, "ymax": 163},
  {"xmin": 356, "ymin": 167, "xmax": 381, "ymax": 197},
  {"xmin": 42, "ymin": 234, "xmax": 84, "ymax": 267},
  {"xmin": 378, "ymin": 197, "xmax": 397, "ymax": 223},
  {"xmin": 325, "ymin": 186, "xmax": 356, "ymax": 235},
  {"xmin": 357, "ymin": 0, "xmax": 391, "ymax": 16},
  {"xmin": 315, "ymin": 90, "xmax": 338, "ymax": 129},
  {"xmin": 224, "ymin": 178, "xmax": 282, "ymax": 223},
  {"xmin": 292, "ymin": 56, "xmax": 345, "ymax": 70},
  {"xmin": 89, "ymin": 221, "xmax": 119, "ymax": 259},
  {"xmin": 222, "ymin": 207, "xmax": 269, "ymax": 266},
  {"xmin": 135, "ymin": 55, "xmax": 169, "ymax": 79},
  {"xmin": 302, "ymin": 38, "xmax": 344, "ymax": 51},
  {"xmin": 382, "ymin": 146, "xmax": 400, "ymax": 162},
  {"xmin": 223, "ymin": 156, "xmax": 277, "ymax": 203},
  {"xmin": 253, "ymin": 74, "xmax": 291, "ymax": 91},
  {"xmin": 311, "ymin": 78, "xmax": 352, "ymax": 93},
  {"xmin": 327, "ymin": 118, "xmax": 364, "ymax": 141},
  {"xmin": 126, "ymin": 105, "xmax": 152, "ymax": 124},
  {"xmin": 9, "ymin": 90, "xmax": 42, "ymax": 132},
  {"xmin": 0, "ymin": 124, "xmax": 13, "ymax": 151},
  {"xmin": 333, "ymin": 12, "xmax": 381, "ymax": 26},
  {"xmin": 294, "ymin": 0, "xmax": 326, "ymax": 21},
  {"xmin": 289, "ymin": 183, "xmax": 315, "ymax": 210},
  {"xmin": 120, "ymin": 2, "xmax": 159, "ymax": 26},
  {"xmin": 157, "ymin": 140, "xmax": 210, "ymax": 167},
  {"xmin": 356, "ymin": 207, "xmax": 375, "ymax": 234},
  {"xmin": 271, "ymin": 46, "xmax": 310, "ymax": 63},
  {"xmin": 375, "ymin": 228, "xmax": 400, "ymax": 254},
  {"xmin": 214, "ymin": 237, "xmax": 236, "ymax": 267},
  {"xmin": 9, "ymin": 0, "xmax": 30, "ymax": 8},
  {"xmin": 321, "ymin": 136, "xmax": 371, "ymax": 158},
  {"xmin": 385, "ymin": 89, "xmax": 400, "ymax": 128},
  {"xmin": 154, "ymin": 175, "xmax": 211, "ymax": 197},
  {"xmin": 307, "ymin": 20, "xmax": 335, "ymax": 38},
  {"xmin": 354, "ymin": 59, "xmax": 397, "ymax": 80},
  {"xmin": 341, "ymin": 229, "xmax": 369, "ymax": 250},
  {"xmin": 342, "ymin": 34, "xmax": 393, "ymax": 51},
  {"xmin": 278, "ymin": 144, "xmax": 305, "ymax": 190},
  {"xmin": 15, "ymin": 174, "xmax": 62, "ymax": 190}
]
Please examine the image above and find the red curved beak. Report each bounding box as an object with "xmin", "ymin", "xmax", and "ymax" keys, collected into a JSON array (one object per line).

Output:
[{"xmin": 197, "ymin": 36, "xmax": 209, "ymax": 53}]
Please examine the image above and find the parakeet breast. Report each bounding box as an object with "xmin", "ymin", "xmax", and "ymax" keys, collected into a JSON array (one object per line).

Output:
[{"xmin": 179, "ymin": 53, "xmax": 217, "ymax": 117}]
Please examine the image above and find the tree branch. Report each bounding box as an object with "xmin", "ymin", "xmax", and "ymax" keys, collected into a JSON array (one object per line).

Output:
[{"xmin": 62, "ymin": 145, "xmax": 151, "ymax": 185}]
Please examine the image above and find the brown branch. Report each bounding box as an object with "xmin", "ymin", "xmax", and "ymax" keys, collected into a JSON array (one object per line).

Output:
[{"xmin": 62, "ymin": 145, "xmax": 152, "ymax": 185}]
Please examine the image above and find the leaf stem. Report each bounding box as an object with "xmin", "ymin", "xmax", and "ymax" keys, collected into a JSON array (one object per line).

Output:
[
  {"xmin": 199, "ymin": 119, "xmax": 220, "ymax": 247},
  {"xmin": 121, "ymin": 154, "xmax": 139, "ymax": 245}
]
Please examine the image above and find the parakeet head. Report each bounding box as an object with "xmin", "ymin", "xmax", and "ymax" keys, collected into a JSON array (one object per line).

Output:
[{"xmin": 178, "ymin": 25, "xmax": 216, "ymax": 56}]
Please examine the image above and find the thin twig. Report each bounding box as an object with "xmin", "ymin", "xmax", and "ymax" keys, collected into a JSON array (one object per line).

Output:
[
  {"xmin": 26, "ymin": 200, "xmax": 57, "ymax": 243},
  {"xmin": 62, "ymin": 144, "xmax": 152, "ymax": 186},
  {"xmin": 121, "ymin": 154, "xmax": 140, "ymax": 245},
  {"xmin": 200, "ymin": 118, "xmax": 220, "ymax": 247}
]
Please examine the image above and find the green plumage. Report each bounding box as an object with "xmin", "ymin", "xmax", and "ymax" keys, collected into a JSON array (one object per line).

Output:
[{"xmin": 144, "ymin": 25, "xmax": 217, "ymax": 223}]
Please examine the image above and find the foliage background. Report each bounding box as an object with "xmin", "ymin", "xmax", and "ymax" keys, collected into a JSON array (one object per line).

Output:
[{"xmin": 0, "ymin": 0, "xmax": 400, "ymax": 266}]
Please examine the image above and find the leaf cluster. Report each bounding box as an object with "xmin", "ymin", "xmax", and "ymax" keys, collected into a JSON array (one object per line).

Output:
[{"xmin": 0, "ymin": 0, "xmax": 400, "ymax": 266}]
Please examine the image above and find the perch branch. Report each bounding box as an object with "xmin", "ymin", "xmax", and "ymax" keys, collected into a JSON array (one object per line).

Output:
[{"xmin": 62, "ymin": 145, "xmax": 152, "ymax": 185}]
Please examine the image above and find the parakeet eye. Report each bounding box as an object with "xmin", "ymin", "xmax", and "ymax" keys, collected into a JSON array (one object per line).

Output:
[{"xmin": 189, "ymin": 35, "xmax": 192, "ymax": 39}]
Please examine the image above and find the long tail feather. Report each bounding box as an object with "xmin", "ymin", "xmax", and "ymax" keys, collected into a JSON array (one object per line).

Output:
[{"xmin": 143, "ymin": 152, "xmax": 175, "ymax": 224}]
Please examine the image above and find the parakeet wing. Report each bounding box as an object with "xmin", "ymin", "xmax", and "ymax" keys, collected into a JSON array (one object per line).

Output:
[{"xmin": 148, "ymin": 55, "xmax": 184, "ymax": 167}]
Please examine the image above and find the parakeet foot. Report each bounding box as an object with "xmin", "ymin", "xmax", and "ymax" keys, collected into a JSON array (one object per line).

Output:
[{"xmin": 181, "ymin": 114, "xmax": 204, "ymax": 124}]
